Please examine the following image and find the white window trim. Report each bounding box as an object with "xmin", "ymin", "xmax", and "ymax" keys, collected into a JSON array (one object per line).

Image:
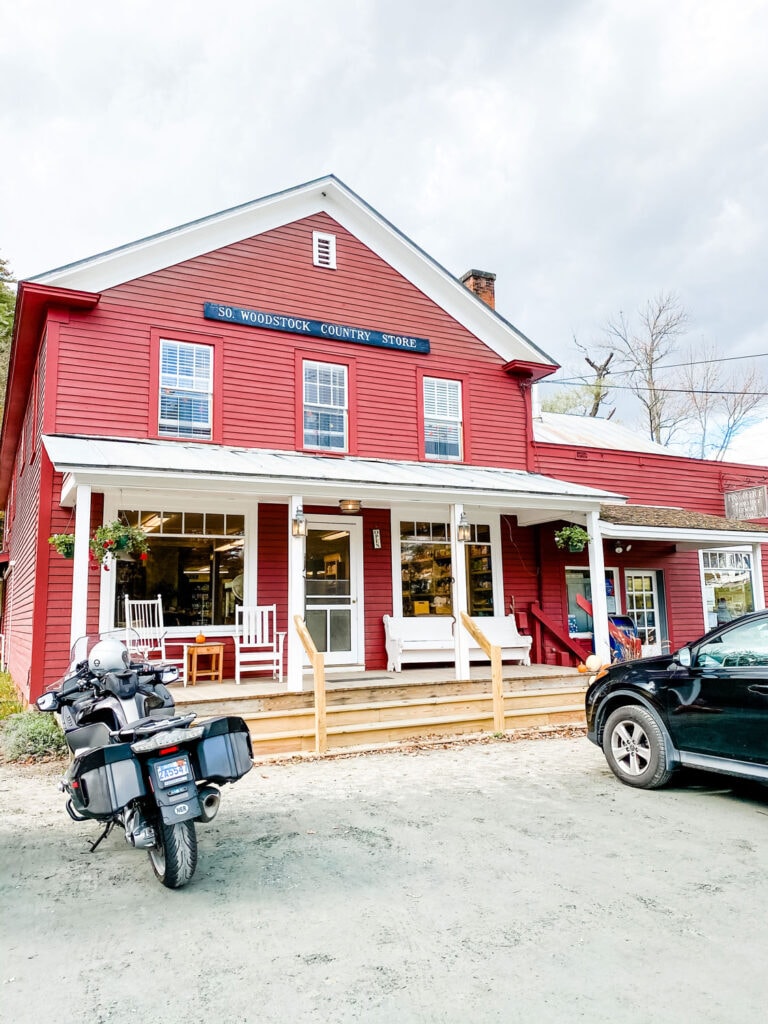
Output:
[
  {"xmin": 698, "ymin": 545, "xmax": 757, "ymax": 632},
  {"xmin": 99, "ymin": 492, "xmax": 258, "ymax": 635},
  {"xmin": 303, "ymin": 360, "xmax": 348, "ymax": 452},
  {"xmin": 423, "ymin": 377, "xmax": 463, "ymax": 462},
  {"xmin": 158, "ymin": 338, "xmax": 213, "ymax": 440},
  {"xmin": 313, "ymin": 231, "xmax": 337, "ymax": 269}
]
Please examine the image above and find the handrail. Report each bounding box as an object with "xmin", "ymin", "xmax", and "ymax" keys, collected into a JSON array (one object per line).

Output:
[
  {"xmin": 459, "ymin": 613, "xmax": 505, "ymax": 732},
  {"xmin": 527, "ymin": 601, "xmax": 586, "ymax": 665},
  {"xmin": 293, "ymin": 616, "xmax": 327, "ymax": 754}
]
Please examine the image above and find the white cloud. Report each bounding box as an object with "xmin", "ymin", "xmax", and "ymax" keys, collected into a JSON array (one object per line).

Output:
[{"xmin": 3, "ymin": 0, "xmax": 768, "ymax": 380}]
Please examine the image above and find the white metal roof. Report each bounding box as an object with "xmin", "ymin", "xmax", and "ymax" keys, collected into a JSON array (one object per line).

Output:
[
  {"xmin": 42, "ymin": 434, "xmax": 625, "ymax": 512},
  {"xmin": 533, "ymin": 412, "xmax": 671, "ymax": 455}
]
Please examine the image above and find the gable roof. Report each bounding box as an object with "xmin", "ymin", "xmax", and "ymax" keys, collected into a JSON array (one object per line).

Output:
[{"xmin": 27, "ymin": 175, "xmax": 556, "ymax": 370}]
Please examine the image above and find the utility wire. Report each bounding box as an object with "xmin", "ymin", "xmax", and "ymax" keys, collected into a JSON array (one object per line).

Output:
[
  {"xmin": 539, "ymin": 380, "xmax": 768, "ymax": 397},
  {"xmin": 544, "ymin": 349, "xmax": 767, "ymax": 386}
]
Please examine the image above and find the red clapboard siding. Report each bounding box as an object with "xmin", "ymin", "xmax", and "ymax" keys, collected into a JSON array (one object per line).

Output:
[
  {"xmin": 40, "ymin": 486, "xmax": 105, "ymax": 692},
  {"xmin": 533, "ymin": 441, "xmax": 768, "ymax": 517},
  {"xmin": 361, "ymin": 508, "xmax": 393, "ymax": 670},
  {"xmin": 51, "ymin": 213, "xmax": 531, "ymax": 469}
]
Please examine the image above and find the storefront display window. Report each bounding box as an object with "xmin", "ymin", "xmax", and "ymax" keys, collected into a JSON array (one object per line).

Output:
[
  {"xmin": 400, "ymin": 520, "xmax": 494, "ymax": 616},
  {"xmin": 566, "ymin": 568, "xmax": 618, "ymax": 634},
  {"xmin": 701, "ymin": 550, "xmax": 754, "ymax": 628},
  {"xmin": 465, "ymin": 524, "xmax": 494, "ymax": 616},
  {"xmin": 115, "ymin": 510, "xmax": 244, "ymax": 627}
]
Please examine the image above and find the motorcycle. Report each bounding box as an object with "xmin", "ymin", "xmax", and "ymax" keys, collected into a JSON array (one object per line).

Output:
[{"xmin": 35, "ymin": 634, "xmax": 253, "ymax": 889}]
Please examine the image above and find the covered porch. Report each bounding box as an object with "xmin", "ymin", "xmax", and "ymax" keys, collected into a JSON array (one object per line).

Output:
[{"xmin": 42, "ymin": 434, "xmax": 625, "ymax": 692}]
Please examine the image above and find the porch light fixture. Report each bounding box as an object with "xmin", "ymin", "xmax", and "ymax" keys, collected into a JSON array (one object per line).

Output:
[
  {"xmin": 457, "ymin": 512, "xmax": 471, "ymax": 543},
  {"xmin": 292, "ymin": 507, "xmax": 307, "ymax": 537},
  {"xmin": 614, "ymin": 541, "xmax": 632, "ymax": 554},
  {"xmin": 339, "ymin": 499, "xmax": 361, "ymax": 514}
]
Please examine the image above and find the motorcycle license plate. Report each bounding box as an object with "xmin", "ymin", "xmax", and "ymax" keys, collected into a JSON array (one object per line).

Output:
[{"xmin": 156, "ymin": 755, "xmax": 191, "ymax": 788}]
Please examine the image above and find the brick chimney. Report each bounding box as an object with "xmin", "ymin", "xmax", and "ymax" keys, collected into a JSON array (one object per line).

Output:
[{"xmin": 460, "ymin": 269, "xmax": 496, "ymax": 309}]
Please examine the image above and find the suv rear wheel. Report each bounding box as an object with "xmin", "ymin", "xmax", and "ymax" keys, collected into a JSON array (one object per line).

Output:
[{"xmin": 602, "ymin": 706, "xmax": 674, "ymax": 789}]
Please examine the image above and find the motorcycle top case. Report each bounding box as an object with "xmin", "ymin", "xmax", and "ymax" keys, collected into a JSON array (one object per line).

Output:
[
  {"xmin": 67, "ymin": 742, "xmax": 146, "ymax": 818},
  {"xmin": 193, "ymin": 716, "xmax": 253, "ymax": 784}
]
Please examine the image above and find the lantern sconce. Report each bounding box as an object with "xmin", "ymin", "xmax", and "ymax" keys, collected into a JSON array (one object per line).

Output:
[
  {"xmin": 292, "ymin": 507, "xmax": 307, "ymax": 537},
  {"xmin": 457, "ymin": 512, "xmax": 471, "ymax": 543},
  {"xmin": 339, "ymin": 499, "xmax": 361, "ymax": 514}
]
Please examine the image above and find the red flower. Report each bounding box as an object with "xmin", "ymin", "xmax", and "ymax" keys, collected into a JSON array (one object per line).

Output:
[{"xmin": 139, "ymin": 552, "xmax": 148, "ymax": 561}]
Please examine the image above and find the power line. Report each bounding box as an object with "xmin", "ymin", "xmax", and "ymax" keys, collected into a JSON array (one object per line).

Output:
[
  {"xmin": 539, "ymin": 380, "xmax": 768, "ymax": 397},
  {"xmin": 543, "ymin": 350, "xmax": 768, "ymax": 386}
]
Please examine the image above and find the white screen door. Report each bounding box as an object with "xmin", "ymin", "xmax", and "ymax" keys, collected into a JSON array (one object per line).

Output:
[
  {"xmin": 625, "ymin": 571, "xmax": 661, "ymax": 657},
  {"xmin": 304, "ymin": 517, "xmax": 363, "ymax": 666}
]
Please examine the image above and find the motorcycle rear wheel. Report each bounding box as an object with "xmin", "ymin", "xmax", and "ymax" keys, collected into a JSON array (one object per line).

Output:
[{"xmin": 148, "ymin": 820, "xmax": 198, "ymax": 889}]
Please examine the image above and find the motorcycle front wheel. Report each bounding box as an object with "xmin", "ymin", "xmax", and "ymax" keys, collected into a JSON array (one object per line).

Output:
[{"xmin": 148, "ymin": 820, "xmax": 198, "ymax": 889}]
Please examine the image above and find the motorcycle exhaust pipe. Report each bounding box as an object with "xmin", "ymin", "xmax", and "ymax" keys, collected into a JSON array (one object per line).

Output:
[{"xmin": 198, "ymin": 786, "xmax": 221, "ymax": 823}]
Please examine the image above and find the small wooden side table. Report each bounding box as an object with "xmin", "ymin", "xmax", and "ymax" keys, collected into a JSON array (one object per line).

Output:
[{"xmin": 184, "ymin": 642, "xmax": 225, "ymax": 686}]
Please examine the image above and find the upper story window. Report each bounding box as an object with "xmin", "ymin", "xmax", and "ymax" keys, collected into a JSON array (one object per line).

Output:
[
  {"xmin": 423, "ymin": 377, "xmax": 463, "ymax": 461},
  {"xmin": 159, "ymin": 339, "xmax": 213, "ymax": 440},
  {"xmin": 313, "ymin": 231, "xmax": 337, "ymax": 269},
  {"xmin": 303, "ymin": 361, "xmax": 347, "ymax": 451}
]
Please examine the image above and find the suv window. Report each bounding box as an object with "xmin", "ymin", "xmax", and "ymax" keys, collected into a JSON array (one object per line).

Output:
[{"xmin": 697, "ymin": 619, "xmax": 768, "ymax": 667}]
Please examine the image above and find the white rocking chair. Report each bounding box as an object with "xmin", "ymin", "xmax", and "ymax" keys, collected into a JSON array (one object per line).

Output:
[
  {"xmin": 235, "ymin": 605, "xmax": 285, "ymax": 684},
  {"xmin": 124, "ymin": 595, "xmax": 185, "ymax": 679}
]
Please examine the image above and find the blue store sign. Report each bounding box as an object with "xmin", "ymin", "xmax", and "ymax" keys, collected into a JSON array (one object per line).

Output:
[{"xmin": 204, "ymin": 301, "xmax": 430, "ymax": 354}]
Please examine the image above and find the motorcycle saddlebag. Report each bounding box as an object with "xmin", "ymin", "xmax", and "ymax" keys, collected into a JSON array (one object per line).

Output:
[
  {"xmin": 70, "ymin": 742, "xmax": 146, "ymax": 818},
  {"xmin": 194, "ymin": 716, "xmax": 253, "ymax": 784}
]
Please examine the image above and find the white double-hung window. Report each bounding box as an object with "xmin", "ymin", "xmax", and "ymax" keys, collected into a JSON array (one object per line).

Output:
[
  {"xmin": 424, "ymin": 377, "xmax": 462, "ymax": 460},
  {"xmin": 159, "ymin": 340, "xmax": 213, "ymax": 440},
  {"xmin": 303, "ymin": 361, "xmax": 348, "ymax": 451}
]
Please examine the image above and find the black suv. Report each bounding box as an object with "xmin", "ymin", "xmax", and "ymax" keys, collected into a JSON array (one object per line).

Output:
[{"xmin": 586, "ymin": 610, "xmax": 768, "ymax": 789}]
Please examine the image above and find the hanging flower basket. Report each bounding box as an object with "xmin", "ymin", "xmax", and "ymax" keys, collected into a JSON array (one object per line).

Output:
[
  {"xmin": 49, "ymin": 533, "xmax": 75, "ymax": 559},
  {"xmin": 554, "ymin": 524, "xmax": 590, "ymax": 553},
  {"xmin": 90, "ymin": 521, "xmax": 150, "ymax": 564}
]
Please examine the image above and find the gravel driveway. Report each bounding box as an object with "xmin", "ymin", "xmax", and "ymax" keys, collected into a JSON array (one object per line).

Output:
[{"xmin": 2, "ymin": 733, "xmax": 768, "ymax": 1023}]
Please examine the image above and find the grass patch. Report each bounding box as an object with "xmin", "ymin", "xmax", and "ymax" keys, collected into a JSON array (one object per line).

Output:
[
  {"xmin": 0, "ymin": 710, "xmax": 68, "ymax": 761},
  {"xmin": 0, "ymin": 673, "xmax": 23, "ymax": 721}
]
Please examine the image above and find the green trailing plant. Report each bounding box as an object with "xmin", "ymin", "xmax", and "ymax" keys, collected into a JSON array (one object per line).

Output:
[
  {"xmin": 89, "ymin": 521, "xmax": 149, "ymax": 562},
  {"xmin": 0, "ymin": 710, "xmax": 68, "ymax": 761},
  {"xmin": 49, "ymin": 521, "xmax": 150, "ymax": 562},
  {"xmin": 49, "ymin": 533, "xmax": 75, "ymax": 558},
  {"xmin": 554, "ymin": 524, "xmax": 591, "ymax": 552}
]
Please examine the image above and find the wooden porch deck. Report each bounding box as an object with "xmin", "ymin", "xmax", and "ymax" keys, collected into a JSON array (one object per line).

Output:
[{"xmin": 173, "ymin": 663, "xmax": 588, "ymax": 758}]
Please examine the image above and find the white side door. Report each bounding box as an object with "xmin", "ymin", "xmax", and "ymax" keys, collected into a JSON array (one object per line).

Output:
[{"xmin": 625, "ymin": 571, "xmax": 662, "ymax": 657}]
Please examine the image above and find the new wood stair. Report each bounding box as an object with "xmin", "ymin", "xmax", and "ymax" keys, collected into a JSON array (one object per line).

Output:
[{"xmin": 178, "ymin": 674, "xmax": 587, "ymax": 757}]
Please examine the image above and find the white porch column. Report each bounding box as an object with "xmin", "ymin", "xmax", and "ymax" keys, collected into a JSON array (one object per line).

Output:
[
  {"xmin": 69, "ymin": 484, "xmax": 92, "ymax": 649},
  {"xmin": 586, "ymin": 509, "xmax": 610, "ymax": 664},
  {"xmin": 450, "ymin": 503, "xmax": 470, "ymax": 679},
  {"xmin": 287, "ymin": 495, "xmax": 307, "ymax": 692},
  {"xmin": 752, "ymin": 543, "xmax": 765, "ymax": 610}
]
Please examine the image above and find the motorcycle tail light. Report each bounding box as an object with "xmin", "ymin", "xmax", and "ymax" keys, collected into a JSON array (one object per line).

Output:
[{"xmin": 158, "ymin": 745, "xmax": 179, "ymax": 756}]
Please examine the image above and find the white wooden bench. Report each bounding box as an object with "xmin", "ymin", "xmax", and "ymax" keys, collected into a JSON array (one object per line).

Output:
[{"xmin": 383, "ymin": 614, "xmax": 532, "ymax": 672}]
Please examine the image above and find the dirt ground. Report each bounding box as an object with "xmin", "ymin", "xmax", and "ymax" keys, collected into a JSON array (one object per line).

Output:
[{"xmin": 2, "ymin": 733, "xmax": 768, "ymax": 1024}]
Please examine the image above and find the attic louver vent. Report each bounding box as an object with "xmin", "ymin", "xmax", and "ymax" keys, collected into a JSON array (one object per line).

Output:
[{"xmin": 313, "ymin": 231, "xmax": 337, "ymax": 269}]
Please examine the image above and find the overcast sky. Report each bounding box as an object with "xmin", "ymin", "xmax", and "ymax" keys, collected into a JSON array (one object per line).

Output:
[{"xmin": 3, "ymin": 0, "xmax": 768, "ymax": 450}]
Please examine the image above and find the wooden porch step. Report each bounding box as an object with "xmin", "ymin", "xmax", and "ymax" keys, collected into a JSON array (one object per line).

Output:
[{"xmin": 178, "ymin": 673, "xmax": 587, "ymax": 757}]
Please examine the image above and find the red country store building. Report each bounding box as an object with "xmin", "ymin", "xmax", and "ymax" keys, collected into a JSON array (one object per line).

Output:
[{"xmin": 3, "ymin": 174, "xmax": 768, "ymax": 702}]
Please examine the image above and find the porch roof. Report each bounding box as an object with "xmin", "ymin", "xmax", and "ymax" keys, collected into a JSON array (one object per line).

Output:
[
  {"xmin": 599, "ymin": 502, "xmax": 768, "ymax": 548},
  {"xmin": 43, "ymin": 433, "xmax": 625, "ymax": 513}
]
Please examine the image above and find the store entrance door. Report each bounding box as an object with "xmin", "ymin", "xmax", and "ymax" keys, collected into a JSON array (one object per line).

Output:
[
  {"xmin": 625, "ymin": 571, "xmax": 663, "ymax": 657},
  {"xmin": 304, "ymin": 517, "xmax": 364, "ymax": 666}
]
